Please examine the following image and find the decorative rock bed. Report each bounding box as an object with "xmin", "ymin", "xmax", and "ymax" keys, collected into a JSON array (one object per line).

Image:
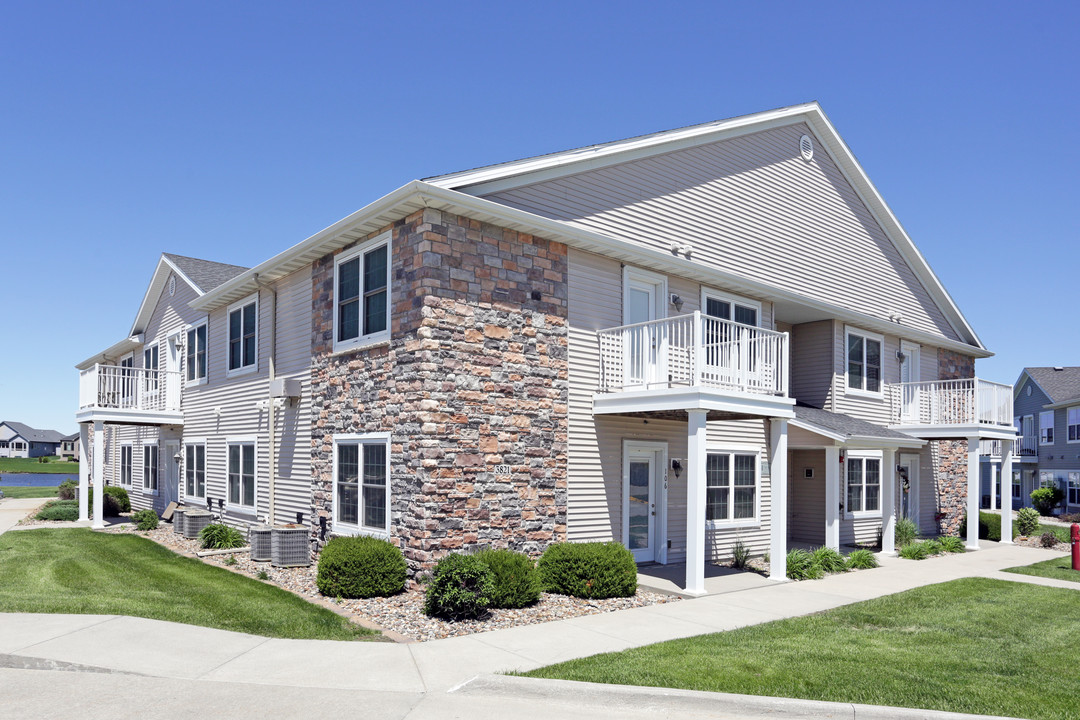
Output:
[{"xmin": 104, "ymin": 522, "xmax": 680, "ymax": 643}]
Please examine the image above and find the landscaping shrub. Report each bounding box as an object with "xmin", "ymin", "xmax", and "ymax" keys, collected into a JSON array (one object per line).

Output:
[
  {"xmin": 132, "ymin": 509, "xmax": 158, "ymax": 531},
  {"xmin": 1030, "ymin": 487, "xmax": 1065, "ymax": 516},
  {"xmin": 1059, "ymin": 512, "xmax": 1080, "ymax": 524},
  {"xmin": 83, "ymin": 488, "xmax": 122, "ymax": 516},
  {"xmin": 922, "ymin": 539, "xmax": 942, "ymax": 555},
  {"xmin": 1016, "ymin": 508, "xmax": 1041, "ymax": 537},
  {"xmin": 898, "ymin": 541, "xmax": 931, "ymax": 560},
  {"xmin": 315, "ymin": 536, "xmax": 407, "ymax": 599},
  {"xmin": 474, "ymin": 548, "xmax": 542, "ymax": 609},
  {"xmin": 199, "ymin": 523, "xmax": 245, "ymax": 550},
  {"xmin": 537, "ymin": 542, "xmax": 637, "ymax": 599},
  {"xmin": 1039, "ymin": 531, "xmax": 1060, "ymax": 548},
  {"xmin": 811, "ymin": 546, "xmax": 848, "ymax": 574},
  {"xmin": 35, "ymin": 500, "xmax": 79, "ymax": 522},
  {"xmin": 845, "ymin": 549, "xmax": 879, "ymax": 570},
  {"xmin": 785, "ymin": 549, "xmax": 824, "ymax": 580},
  {"xmin": 937, "ymin": 535, "xmax": 965, "ymax": 553},
  {"xmin": 103, "ymin": 486, "xmax": 130, "ymax": 513},
  {"xmin": 960, "ymin": 511, "xmax": 1017, "ymax": 542},
  {"xmin": 423, "ymin": 552, "xmax": 494, "ymax": 620},
  {"xmin": 57, "ymin": 479, "xmax": 77, "ymax": 500},
  {"xmin": 731, "ymin": 539, "xmax": 750, "ymax": 569},
  {"xmin": 894, "ymin": 517, "xmax": 919, "ymax": 548}
]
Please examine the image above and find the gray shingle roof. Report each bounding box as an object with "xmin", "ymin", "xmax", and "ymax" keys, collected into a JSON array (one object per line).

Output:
[
  {"xmin": 793, "ymin": 403, "xmax": 917, "ymax": 441},
  {"xmin": 163, "ymin": 253, "xmax": 249, "ymax": 294},
  {"xmin": 1023, "ymin": 367, "xmax": 1080, "ymax": 405},
  {"xmin": 1, "ymin": 421, "xmax": 67, "ymax": 444}
]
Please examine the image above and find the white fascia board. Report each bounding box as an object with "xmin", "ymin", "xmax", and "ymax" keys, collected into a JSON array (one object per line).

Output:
[
  {"xmin": 75, "ymin": 334, "xmax": 144, "ymax": 370},
  {"xmin": 1042, "ymin": 397, "xmax": 1080, "ymax": 410},
  {"xmin": 789, "ymin": 418, "xmax": 847, "ymax": 443},
  {"xmin": 128, "ymin": 255, "xmax": 204, "ymax": 338},
  {"xmin": 889, "ymin": 424, "xmax": 1018, "ymax": 441},
  {"xmin": 844, "ymin": 434, "xmax": 927, "ymax": 449}
]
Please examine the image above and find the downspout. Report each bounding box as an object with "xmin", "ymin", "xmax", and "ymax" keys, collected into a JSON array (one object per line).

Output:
[{"xmin": 254, "ymin": 274, "xmax": 278, "ymax": 525}]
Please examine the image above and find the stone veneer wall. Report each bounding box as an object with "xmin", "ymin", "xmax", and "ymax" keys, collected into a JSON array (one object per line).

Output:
[
  {"xmin": 310, "ymin": 208, "xmax": 569, "ymax": 575},
  {"xmin": 933, "ymin": 348, "xmax": 976, "ymax": 534}
]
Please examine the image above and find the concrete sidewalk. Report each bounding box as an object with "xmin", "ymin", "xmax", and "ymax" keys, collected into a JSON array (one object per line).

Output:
[
  {"xmin": 0, "ymin": 541, "xmax": 1068, "ymax": 719},
  {"xmin": 0, "ymin": 497, "xmax": 51, "ymax": 534}
]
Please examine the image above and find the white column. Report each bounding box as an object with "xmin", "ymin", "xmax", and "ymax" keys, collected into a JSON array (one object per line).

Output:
[
  {"xmin": 990, "ymin": 463, "xmax": 998, "ymax": 511},
  {"xmin": 824, "ymin": 445, "xmax": 841, "ymax": 550},
  {"xmin": 684, "ymin": 409, "xmax": 708, "ymax": 596},
  {"xmin": 1000, "ymin": 439, "xmax": 1014, "ymax": 544},
  {"xmin": 965, "ymin": 436, "xmax": 980, "ymax": 550},
  {"xmin": 881, "ymin": 448, "xmax": 897, "ymax": 554},
  {"xmin": 92, "ymin": 420, "xmax": 105, "ymax": 530},
  {"xmin": 78, "ymin": 424, "xmax": 90, "ymax": 522},
  {"xmin": 769, "ymin": 418, "xmax": 789, "ymax": 582}
]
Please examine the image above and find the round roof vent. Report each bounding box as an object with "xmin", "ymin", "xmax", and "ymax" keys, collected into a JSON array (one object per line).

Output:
[{"xmin": 799, "ymin": 134, "xmax": 814, "ymax": 162}]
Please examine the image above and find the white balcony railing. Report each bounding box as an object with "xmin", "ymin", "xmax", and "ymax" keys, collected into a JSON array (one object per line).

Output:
[
  {"xmin": 597, "ymin": 312, "xmax": 789, "ymax": 397},
  {"xmin": 890, "ymin": 378, "xmax": 1013, "ymax": 427},
  {"xmin": 981, "ymin": 435, "xmax": 1038, "ymax": 459},
  {"xmin": 78, "ymin": 364, "xmax": 182, "ymax": 415}
]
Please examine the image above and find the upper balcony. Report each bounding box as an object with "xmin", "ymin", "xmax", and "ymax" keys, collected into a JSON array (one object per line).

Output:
[
  {"xmin": 77, "ymin": 364, "xmax": 184, "ymax": 426},
  {"xmin": 980, "ymin": 436, "xmax": 1038, "ymax": 462},
  {"xmin": 594, "ymin": 312, "xmax": 794, "ymax": 418},
  {"xmin": 888, "ymin": 378, "xmax": 1015, "ymax": 440}
]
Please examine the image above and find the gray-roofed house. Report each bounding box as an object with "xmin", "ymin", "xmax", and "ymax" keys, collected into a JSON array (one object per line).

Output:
[{"xmin": 0, "ymin": 421, "xmax": 70, "ymax": 458}]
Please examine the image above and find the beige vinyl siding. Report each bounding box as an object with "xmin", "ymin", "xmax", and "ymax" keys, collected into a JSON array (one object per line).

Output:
[
  {"xmin": 567, "ymin": 247, "xmax": 773, "ymax": 563},
  {"xmin": 485, "ymin": 123, "xmax": 960, "ymax": 343},
  {"xmin": 788, "ymin": 450, "xmax": 825, "ymax": 544},
  {"xmin": 790, "ymin": 320, "xmax": 833, "ymax": 409}
]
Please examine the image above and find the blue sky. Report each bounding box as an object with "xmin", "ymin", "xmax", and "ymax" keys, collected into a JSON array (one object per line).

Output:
[{"xmin": 1, "ymin": 1, "xmax": 1077, "ymax": 434}]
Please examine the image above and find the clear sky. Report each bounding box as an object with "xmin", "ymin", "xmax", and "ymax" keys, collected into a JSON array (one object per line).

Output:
[{"xmin": 1, "ymin": 1, "xmax": 1077, "ymax": 434}]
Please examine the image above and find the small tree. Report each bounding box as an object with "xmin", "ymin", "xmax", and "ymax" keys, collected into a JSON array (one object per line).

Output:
[{"xmin": 1030, "ymin": 486, "xmax": 1064, "ymax": 516}]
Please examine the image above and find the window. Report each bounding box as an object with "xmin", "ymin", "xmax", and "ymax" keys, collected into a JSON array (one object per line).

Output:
[
  {"xmin": 228, "ymin": 297, "xmax": 257, "ymax": 373},
  {"xmin": 705, "ymin": 451, "xmax": 759, "ymax": 524},
  {"xmin": 185, "ymin": 443, "xmax": 206, "ymax": 499},
  {"xmin": 143, "ymin": 343, "xmax": 159, "ymax": 392},
  {"xmin": 1012, "ymin": 470, "xmax": 1021, "ymax": 499},
  {"xmin": 186, "ymin": 323, "xmax": 207, "ymax": 384},
  {"xmin": 846, "ymin": 456, "xmax": 881, "ymax": 515},
  {"xmin": 1069, "ymin": 472, "xmax": 1080, "ymax": 507},
  {"xmin": 13, "ymin": 441, "xmax": 25, "ymax": 451},
  {"xmin": 1039, "ymin": 471, "xmax": 1055, "ymax": 489},
  {"xmin": 1068, "ymin": 408, "xmax": 1080, "ymax": 443},
  {"xmin": 0, "ymin": 441, "xmax": 7, "ymax": 449},
  {"xmin": 120, "ymin": 445, "xmax": 132, "ymax": 486},
  {"xmin": 335, "ymin": 233, "xmax": 390, "ymax": 352},
  {"xmin": 1040, "ymin": 411, "xmax": 1054, "ymax": 445},
  {"xmin": 846, "ymin": 329, "xmax": 882, "ymax": 395},
  {"xmin": 701, "ymin": 289, "xmax": 760, "ymax": 327},
  {"xmin": 143, "ymin": 445, "xmax": 158, "ymax": 492},
  {"xmin": 333, "ymin": 434, "xmax": 390, "ymax": 533},
  {"xmin": 227, "ymin": 441, "xmax": 256, "ymax": 509}
]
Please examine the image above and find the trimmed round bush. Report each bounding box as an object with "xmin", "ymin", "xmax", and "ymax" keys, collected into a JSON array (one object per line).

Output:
[
  {"xmin": 132, "ymin": 509, "xmax": 159, "ymax": 531},
  {"xmin": 199, "ymin": 523, "xmax": 245, "ymax": 549},
  {"xmin": 316, "ymin": 536, "xmax": 407, "ymax": 599},
  {"xmin": 475, "ymin": 548, "xmax": 542, "ymax": 609},
  {"xmin": 423, "ymin": 552, "xmax": 495, "ymax": 620},
  {"xmin": 35, "ymin": 500, "xmax": 79, "ymax": 522},
  {"xmin": 538, "ymin": 541, "xmax": 637, "ymax": 599},
  {"xmin": 1016, "ymin": 507, "xmax": 1041, "ymax": 537},
  {"xmin": 84, "ymin": 488, "xmax": 122, "ymax": 516},
  {"xmin": 103, "ymin": 486, "xmax": 131, "ymax": 513}
]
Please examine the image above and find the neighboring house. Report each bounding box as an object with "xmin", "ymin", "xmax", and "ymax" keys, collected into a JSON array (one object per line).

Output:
[
  {"xmin": 981, "ymin": 367, "xmax": 1080, "ymax": 513},
  {"xmin": 0, "ymin": 421, "xmax": 68, "ymax": 458},
  {"xmin": 58, "ymin": 433, "xmax": 80, "ymax": 460},
  {"xmin": 76, "ymin": 103, "xmax": 1016, "ymax": 594}
]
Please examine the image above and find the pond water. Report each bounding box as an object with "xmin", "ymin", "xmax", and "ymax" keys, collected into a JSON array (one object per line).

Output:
[{"xmin": 0, "ymin": 473, "xmax": 74, "ymax": 486}]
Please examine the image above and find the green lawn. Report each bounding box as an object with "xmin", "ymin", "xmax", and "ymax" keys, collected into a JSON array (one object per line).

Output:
[
  {"xmin": 0, "ymin": 529, "xmax": 377, "ymax": 641},
  {"xmin": 0, "ymin": 485, "xmax": 58, "ymax": 498},
  {"xmin": 0, "ymin": 457, "xmax": 79, "ymax": 473},
  {"xmin": 522, "ymin": 579, "xmax": 1080, "ymax": 720},
  {"xmin": 1004, "ymin": 556, "xmax": 1080, "ymax": 584}
]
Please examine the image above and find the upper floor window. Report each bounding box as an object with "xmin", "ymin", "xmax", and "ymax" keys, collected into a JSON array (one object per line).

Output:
[
  {"xmin": 701, "ymin": 289, "xmax": 760, "ymax": 327},
  {"xmin": 228, "ymin": 296, "xmax": 257, "ymax": 374},
  {"xmin": 186, "ymin": 322, "xmax": 207, "ymax": 384},
  {"xmin": 1039, "ymin": 411, "xmax": 1054, "ymax": 445},
  {"xmin": 144, "ymin": 343, "xmax": 159, "ymax": 392},
  {"xmin": 846, "ymin": 328, "xmax": 882, "ymax": 396},
  {"xmin": 335, "ymin": 233, "xmax": 390, "ymax": 353},
  {"xmin": 1067, "ymin": 407, "xmax": 1080, "ymax": 443},
  {"xmin": 846, "ymin": 456, "xmax": 881, "ymax": 516},
  {"xmin": 333, "ymin": 433, "xmax": 390, "ymax": 534},
  {"xmin": 705, "ymin": 451, "xmax": 759, "ymax": 525}
]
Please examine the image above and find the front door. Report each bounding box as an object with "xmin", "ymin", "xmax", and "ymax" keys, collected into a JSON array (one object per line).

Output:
[
  {"xmin": 625, "ymin": 279, "xmax": 659, "ymax": 388},
  {"xmin": 624, "ymin": 443, "xmax": 665, "ymax": 563},
  {"xmin": 162, "ymin": 441, "xmax": 180, "ymax": 511},
  {"xmin": 898, "ymin": 452, "xmax": 920, "ymax": 529},
  {"xmin": 899, "ymin": 342, "xmax": 921, "ymax": 422}
]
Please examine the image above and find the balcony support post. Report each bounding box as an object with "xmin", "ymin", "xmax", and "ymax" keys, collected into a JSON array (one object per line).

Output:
[
  {"xmin": 92, "ymin": 420, "xmax": 105, "ymax": 530},
  {"xmin": 769, "ymin": 418, "xmax": 789, "ymax": 582},
  {"xmin": 965, "ymin": 436, "xmax": 980, "ymax": 550},
  {"xmin": 990, "ymin": 463, "xmax": 998, "ymax": 511},
  {"xmin": 78, "ymin": 424, "xmax": 89, "ymax": 522},
  {"xmin": 1000, "ymin": 439, "xmax": 1014, "ymax": 544},
  {"xmin": 685, "ymin": 408, "xmax": 708, "ymax": 596},
  {"xmin": 881, "ymin": 448, "xmax": 897, "ymax": 555},
  {"xmin": 824, "ymin": 445, "xmax": 841, "ymax": 551}
]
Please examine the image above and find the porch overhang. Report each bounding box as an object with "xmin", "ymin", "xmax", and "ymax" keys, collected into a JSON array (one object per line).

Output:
[
  {"xmin": 593, "ymin": 387, "xmax": 795, "ymax": 418},
  {"xmin": 75, "ymin": 408, "xmax": 185, "ymax": 427},
  {"xmin": 788, "ymin": 418, "xmax": 925, "ymax": 450},
  {"xmin": 889, "ymin": 424, "xmax": 1017, "ymax": 441}
]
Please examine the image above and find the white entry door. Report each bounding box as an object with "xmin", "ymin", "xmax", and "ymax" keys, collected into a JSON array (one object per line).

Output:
[
  {"xmin": 625, "ymin": 279, "xmax": 659, "ymax": 388},
  {"xmin": 624, "ymin": 443, "xmax": 666, "ymax": 563},
  {"xmin": 162, "ymin": 441, "xmax": 180, "ymax": 510},
  {"xmin": 899, "ymin": 342, "xmax": 921, "ymax": 422},
  {"xmin": 898, "ymin": 452, "xmax": 920, "ymax": 529}
]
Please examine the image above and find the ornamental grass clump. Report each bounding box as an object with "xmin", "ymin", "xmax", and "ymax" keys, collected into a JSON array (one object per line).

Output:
[
  {"xmin": 731, "ymin": 539, "xmax": 751, "ymax": 569},
  {"xmin": 474, "ymin": 548, "xmax": 542, "ymax": 609},
  {"xmin": 1016, "ymin": 508, "xmax": 1041, "ymax": 537},
  {"xmin": 538, "ymin": 542, "xmax": 637, "ymax": 599},
  {"xmin": 785, "ymin": 549, "xmax": 824, "ymax": 580},
  {"xmin": 898, "ymin": 541, "xmax": 931, "ymax": 560},
  {"xmin": 845, "ymin": 549, "xmax": 879, "ymax": 570},
  {"xmin": 894, "ymin": 517, "xmax": 919, "ymax": 548},
  {"xmin": 423, "ymin": 552, "xmax": 494, "ymax": 620},
  {"xmin": 198, "ymin": 523, "xmax": 245, "ymax": 550},
  {"xmin": 937, "ymin": 535, "xmax": 965, "ymax": 553},
  {"xmin": 811, "ymin": 546, "xmax": 848, "ymax": 574},
  {"xmin": 316, "ymin": 536, "xmax": 406, "ymax": 598}
]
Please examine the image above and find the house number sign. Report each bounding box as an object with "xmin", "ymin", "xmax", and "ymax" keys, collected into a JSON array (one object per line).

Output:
[{"xmin": 494, "ymin": 464, "xmax": 512, "ymax": 475}]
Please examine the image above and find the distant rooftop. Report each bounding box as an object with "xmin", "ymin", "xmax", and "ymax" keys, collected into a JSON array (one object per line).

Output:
[
  {"xmin": 1023, "ymin": 366, "xmax": 1080, "ymax": 405},
  {"xmin": 1, "ymin": 421, "xmax": 68, "ymax": 444}
]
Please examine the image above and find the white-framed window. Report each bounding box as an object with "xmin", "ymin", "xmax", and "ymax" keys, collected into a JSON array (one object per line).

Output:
[
  {"xmin": 120, "ymin": 444, "xmax": 132, "ymax": 486},
  {"xmin": 1067, "ymin": 408, "xmax": 1080, "ymax": 443},
  {"xmin": 1039, "ymin": 471, "xmax": 1055, "ymax": 489},
  {"xmin": 332, "ymin": 433, "xmax": 391, "ymax": 535},
  {"xmin": 185, "ymin": 442, "xmax": 206, "ymax": 500},
  {"xmin": 227, "ymin": 439, "xmax": 256, "ymax": 511},
  {"xmin": 143, "ymin": 444, "xmax": 158, "ymax": 493},
  {"xmin": 1068, "ymin": 472, "xmax": 1080, "ymax": 506},
  {"xmin": 185, "ymin": 321, "xmax": 208, "ymax": 385},
  {"xmin": 705, "ymin": 450, "xmax": 760, "ymax": 526},
  {"xmin": 845, "ymin": 327, "xmax": 883, "ymax": 396},
  {"xmin": 143, "ymin": 343, "xmax": 159, "ymax": 392},
  {"xmin": 701, "ymin": 288, "xmax": 761, "ymax": 327},
  {"xmin": 13, "ymin": 441, "xmax": 25, "ymax": 451},
  {"xmin": 1039, "ymin": 411, "xmax": 1054, "ymax": 445},
  {"xmin": 0, "ymin": 441, "xmax": 7, "ymax": 449},
  {"xmin": 846, "ymin": 455, "xmax": 881, "ymax": 516},
  {"xmin": 334, "ymin": 232, "xmax": 391, "ymax": 353},
  {"xmin": 1012, "ymin": 470, "xmax": 1021, "ymax": 499},
  {"xmin": 227, "ymin": 295, "xmax": 258, "ymax": 375}
]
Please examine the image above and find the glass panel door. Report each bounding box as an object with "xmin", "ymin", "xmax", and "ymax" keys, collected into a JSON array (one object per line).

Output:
[
  {"xmin": 625, "ymin": 282, "xmax": 657, "ymax": 387},
  {"xmin": 626, "ymin": 451, "xmax": 656, "ymax": 562}
]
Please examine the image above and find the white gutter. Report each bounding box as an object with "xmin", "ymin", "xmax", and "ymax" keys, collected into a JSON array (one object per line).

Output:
[{"xmin": 75, "ymin": 335, "xmax": 144, "ymax": 370}]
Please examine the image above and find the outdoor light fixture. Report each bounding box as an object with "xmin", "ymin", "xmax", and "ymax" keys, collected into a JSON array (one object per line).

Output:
[
  {"xmin": 896, "ymin": 350, "xmax": 907, "ymax": 362},
  {"xmin": 671, "ymin": 459, "xmax": 683, "ymax": 479},
  {"xmin": 670, "ymin": 294, "xmax": 684, "ymax": 311},
  {"xmin": 295, "ymin": 511, "xmax": 304, "ymax": 525}
]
